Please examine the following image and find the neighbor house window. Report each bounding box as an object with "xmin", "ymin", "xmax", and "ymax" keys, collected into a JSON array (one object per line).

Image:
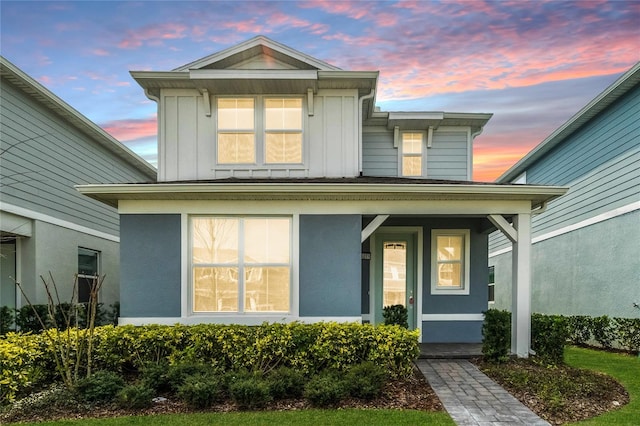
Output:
[
  {"xmin": 78, "ymin": 248, "xmax": 100, "ymax": 304},
  {"xmin": 488, "ymin": 265, "xmax": 495, "ymax": 303},
  {"xmin": 217, "ymin": 97, "xmax": 303, "ymax": 165},
  {"xmin": 217, "ymin": 98, "xmax": 256, "ymax": 164},
  {"xmin": 431, "ymin": 229, "xmax": 470, "ymax": 295},
  {"xmin": 191, "ymin": 217, "xmax": 291, "ymax": 313},
  {"xmin": 401, "ymin": 132, "xmax": 424, "ymax": 177}
]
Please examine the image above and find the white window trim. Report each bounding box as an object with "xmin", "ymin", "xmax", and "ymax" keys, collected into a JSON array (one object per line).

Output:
[
  {"xmin": 398, "ymin": 131, "xmax": 427, "ymax": 178},
  {"xmin": 78, "ymin": 247, "xmax": 101, "ymax": 303},
  {"xmin": 188, "ymin": 215, "xmax": 294, "ymax": 316},
  {"xmin": 430, "ymin": 229, "xmax": 470, "ymax": 295},
  {"xmin": 488, "ymin": 265, "xmax": 495, "ymax": 304},
  {"xmin": 214, "ymin": 95, "xmax": 306, "ymax": 169}
]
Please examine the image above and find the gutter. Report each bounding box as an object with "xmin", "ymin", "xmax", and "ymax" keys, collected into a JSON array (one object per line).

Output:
[{"xmin": 358, "ymin": 89, "xmax": 376, "ymax": 174}]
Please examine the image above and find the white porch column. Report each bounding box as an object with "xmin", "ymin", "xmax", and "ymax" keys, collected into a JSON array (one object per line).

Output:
[{"xmin": 511, "ymin": 213, "xmax": 532, "ymax": 357}]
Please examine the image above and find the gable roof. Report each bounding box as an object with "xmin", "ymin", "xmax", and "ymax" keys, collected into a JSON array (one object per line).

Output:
[
  {"xmin": 174, "ymin": 35, "xmax": 342, "ymax": 71},
  {"xmin": 0, "ymin": 56, "xmax": 156, "ymax": 180},
  {"xmin": 498, "ymin": 61, "xmax": 640, "ymax": 183}
]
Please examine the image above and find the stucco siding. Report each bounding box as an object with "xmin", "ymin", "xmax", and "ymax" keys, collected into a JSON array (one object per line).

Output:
[
  {"xmin": 299, "ymin": 215, "xmax": 361, "ymax": 317},
  {"xmin": 0, "ymin": 80, "xmax": 151, "ymax": 236},
  {"xmin": 120, "ymin": 214, "xmax": 182, "ymax": 317},
  {"xmin": 490, "ymin": 210, "xmax": 640, "ymax": 318}
]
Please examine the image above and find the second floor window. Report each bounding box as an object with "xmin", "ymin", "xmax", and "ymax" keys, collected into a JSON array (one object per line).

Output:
[
  {"xmin": 217, "ymin": 97, "xmax": 303, "ymax": 165},
  {"xmin": 401, "ymin": 132, "xmax": 424, "ymax": 176}
]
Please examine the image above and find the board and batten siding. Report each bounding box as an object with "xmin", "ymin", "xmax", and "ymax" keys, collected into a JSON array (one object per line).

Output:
[
  {"xmin": 158, "ymin": 88, "xmax": 359, "ymax": 181},
  {"xmin": 362, "ymin": 126, "xmax": 471, "ymax": 180},
  {"xmin": 0, "ymin": 80, "xmax": 152, "ymax": 237},
  {"xmin": 489, "ymin": 82, "xmax": 640, "ymax": 254}
]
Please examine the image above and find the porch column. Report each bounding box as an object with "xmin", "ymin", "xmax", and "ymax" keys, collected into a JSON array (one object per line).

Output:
[{"xmin": 511, "ymin": 213, "xmax": 532, "ymax": 358}]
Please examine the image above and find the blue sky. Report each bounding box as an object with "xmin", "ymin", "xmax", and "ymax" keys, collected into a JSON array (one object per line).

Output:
[{"xmin": 2, "ymin": 0, "xmax": 638, "ymax": 180}]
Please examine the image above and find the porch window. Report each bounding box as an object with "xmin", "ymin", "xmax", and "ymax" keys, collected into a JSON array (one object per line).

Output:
[
  {"xmin": 401, "ymin": 132, "xmax": 424, "ymax": 177},
  {"xmin": 191, "ymin": 217, "xmax": 291, "ymax": 313},
  {"xmin": 430, "ymin": 229, "xmax": 470, "ymax": 295}
]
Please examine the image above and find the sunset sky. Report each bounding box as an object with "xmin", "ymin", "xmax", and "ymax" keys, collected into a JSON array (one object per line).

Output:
[{"xmin": 2, "ymin": 1, "xmax": 638, "ymax": 181}]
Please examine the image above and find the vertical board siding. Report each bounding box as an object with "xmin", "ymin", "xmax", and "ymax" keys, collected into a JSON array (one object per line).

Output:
[
  {"xmin": 427, "ymin": 131, "xmax": 469, "ymax": 180},
  {"xmin": 0, "ymin": 81, "xmax": 151, "ymax": 236}
]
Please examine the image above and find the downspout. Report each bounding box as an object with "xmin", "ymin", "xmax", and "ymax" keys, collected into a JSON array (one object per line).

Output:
[
  {"xmin": 531, "ymin": 201, "xmax": 548, "ymax": 215},
  {"xmin": 358, "ymin": 89, "xmax": 375, "ymax": 175}
]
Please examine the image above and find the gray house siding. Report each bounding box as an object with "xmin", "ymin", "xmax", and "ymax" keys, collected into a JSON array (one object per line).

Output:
[
  {"xmin": 362, "ymin": 128, "xmax": 397, "ymax": 177},
  {"xmin": 427, "ymin": 131, "xmax": 470, "ymax": 181},
  {"xmin": 120, "ymin": 214, "xmax": 182, "ymax": 317},
  {"xmin": 299, "ymin": 214, "xmax": 361, "ymax": 317},
  {"xmin": 0, "ymin": 80, "xmax": 152, "ymax": 236}
]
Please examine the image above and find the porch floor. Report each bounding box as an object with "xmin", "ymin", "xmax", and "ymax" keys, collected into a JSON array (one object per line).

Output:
[{"xmin": 419, "ymin": 343, "xmax": 483, "ymax": 359}]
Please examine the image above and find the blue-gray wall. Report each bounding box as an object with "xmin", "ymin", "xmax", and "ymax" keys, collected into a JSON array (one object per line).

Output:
[
  {"xmin": 299, "ymin": 215, "xmax": 361, "ymax": 317},
  {"xmin": 120, "ymin": 214, "xmax": 181, "ymax": 317}
]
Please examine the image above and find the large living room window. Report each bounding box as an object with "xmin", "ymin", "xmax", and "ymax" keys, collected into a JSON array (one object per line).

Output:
[
  {"xmin": 217, "ymin": 97, "xmax": 302, "ymax": 165},
  {"xmin": 431, "ymin": 229, "xmax": 470, "ymax": 295},
  {"xmin": 191, "ymin": 216, "xmax": 291, "ymax": 313}
]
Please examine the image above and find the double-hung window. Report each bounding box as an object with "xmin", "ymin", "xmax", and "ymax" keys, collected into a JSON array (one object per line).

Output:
[
  {"xmin": 401, "ymin": 132, "xmax": 424, "ymax": 177},
  {"xmin": 78, "ymin": 248, "xmax": 100, "ymax": 304},
  {"xmin": 217, "ymin": 97, "xmax": 303, "ymax": 165},
  {"xmin": 191, "ymin": 217, "xmax": 291, "ymax": 313},
  {"xmin": 431, "ymin": 229, "xmax": 470, "ymax": 295}
]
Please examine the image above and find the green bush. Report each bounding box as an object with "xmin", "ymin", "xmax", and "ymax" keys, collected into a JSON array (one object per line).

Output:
[
  {"xmin": 567, "ymin": 315, "xmax": 591, "ymax": 345},
  {"xmin": 266, "ymin": 366, "xmax": 305, "ymax": 399},
  {"xmin": 140, "ymin": 361, "xmax": 171, "ymax": 393},
  {"xmin": 0, "ymin": 334, "xmax": 43, "ymax": 404},
  {"xmin": 345, "ymin": 361, "xmax": 388, "ymax": 400},
  {"xmin": 304, "ymin": 372, "xmax": 348, "ymax": 407},
  {"xmin": 167, "ymin": 363, "xmax": 215, "ymax": 391},
  {"xmin": 591, "ymin": 315, "xmax": 614, "ymax": 349},
  {"xmin": 531, "ymin": 314, "xmax": 568, "ymax": 365},
  {"xmin": 383, "ymin": 304, "xmax": 408, "ymax": 328},
  {"xmin": 117, "ymin": 383, "xmax": 154, "ymax": 409},
  {"xmin": 482, "ymin": 309, "xmax": 511, "ymax": 363},
  {"xmin": 177, "ymin": 373, "xmax": 223, "ymax": 408},
  {"xmin": 614, "ymin": 317, "xmax": 640, "ymax": 353},
  {"xmin": 0, "ymin": 306, "xmax": 16, "ymax": 334},
  {"xmin": 228, "ymin": 376, "xmax": 273, "ymax": 409},
  {"xmin": 75, "ymin": 370, "xmax": 125, "ymax": 403}
]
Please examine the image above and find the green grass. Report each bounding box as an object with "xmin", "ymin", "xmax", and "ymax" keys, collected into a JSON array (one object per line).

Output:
[
  {"xmin": 566, "ymin": 346, "xmax": 640, "ymax": 425},
  {"xmin": 24, "ymin": 409, "xmax": 455, "ymax": 426}
]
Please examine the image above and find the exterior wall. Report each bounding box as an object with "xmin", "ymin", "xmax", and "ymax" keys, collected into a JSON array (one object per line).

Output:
[
  {"xmin": 119, "ymin": 214, "xmax": 182, "ymax": 318},
  {"xmin": 362, "ymin": 126, "xmax": 471, "ymax": 180},
  {"xmin": 158, "ymin": 88, "xmax": 359, "ymax": 181},
  {"xmin": 380, "ymin": 217, "xmax": 488, "ymax": 343},
  {"xmin": 490, "ymin": 211, "xmax": 640, "ymax": 318},
  {"xmin": 299, "ymin": 215, "xmax": 361, "ymax": 317}
]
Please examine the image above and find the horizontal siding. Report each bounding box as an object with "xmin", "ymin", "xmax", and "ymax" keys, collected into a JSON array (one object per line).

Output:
[
  {"xmin": 0, "ymin": 80, "xmax": 152, "ymax": 236},
  {"xmin": 362, "ymin": 129, "xmax": 397, "ymax": 176},
  {"xmin": 427, "ymin": 131, "xmax": 469, "ymax": 180}
]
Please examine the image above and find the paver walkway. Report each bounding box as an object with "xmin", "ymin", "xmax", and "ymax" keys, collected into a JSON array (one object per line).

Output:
[{"xmin": 416, "ymin": 359, "xmax": 550, "ymax": 426}]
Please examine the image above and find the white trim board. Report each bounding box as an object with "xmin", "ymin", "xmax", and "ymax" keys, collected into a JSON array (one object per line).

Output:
[
  {"xmin": 0, "ymin": 202, "xmax": 119, "ymax": 242},
  {"xmin": 422, "ymin": 314, "xmax": 484, "ymax": 321},
  {"xmin": 489, "ymin": 201, "xmax": 640, "ymax": 258},
  {"xmin": 119, "ymin": 316, "xmax": 362, "ymax": 326}
]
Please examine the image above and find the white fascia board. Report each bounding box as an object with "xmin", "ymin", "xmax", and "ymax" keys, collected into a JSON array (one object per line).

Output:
[
  {"xmin": 189, "ymin": 69, "xmax": 318, "ymax": 80},
  {"xmin": 388, "ymin": 112, "xmax": 444, "ymax": 120}
]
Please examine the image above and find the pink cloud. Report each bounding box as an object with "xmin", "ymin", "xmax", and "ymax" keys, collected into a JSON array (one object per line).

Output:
[
  {"xmin": 90, "ymin": 48, "xmax": 110, "ymax": 57},
  {"xmin": 302, "ymin": 0, "xmax": 370, "ymax": 19},
  {"xmin": 101, "ymin": 117, "xmax": 157, "ymax": 142},
  {"xmin": 37, "ymin": 75, "xmax": 53, "ymax": 85},
  {"xmin": 118, "ymin": 22, "xmax": 188, "ymax": 49}
]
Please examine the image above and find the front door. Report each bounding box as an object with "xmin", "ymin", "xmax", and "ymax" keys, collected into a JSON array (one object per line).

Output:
[{"xmin": 373, "ymin": 231, "xmax": 417, "ymax": 329}]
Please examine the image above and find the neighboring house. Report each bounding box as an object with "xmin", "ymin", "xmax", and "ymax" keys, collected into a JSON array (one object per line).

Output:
[
  {"xmin": 0, "ymin": 57, "xmax": 156, "ymax": 313},
  {"xmin": 78, "ymin": 36, "xmax": 566, "ymax": 356},
  {"xmin": 489, "ymin": 62, "xmax": 640, "ymax": 319}
]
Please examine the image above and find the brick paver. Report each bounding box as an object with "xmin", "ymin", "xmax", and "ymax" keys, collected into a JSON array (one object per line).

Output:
[{"xmin": 416, "ymin": 359, "xmax": 550, "ymax": 426}]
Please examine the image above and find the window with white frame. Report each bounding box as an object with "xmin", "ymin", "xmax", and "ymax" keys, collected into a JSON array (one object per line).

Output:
[
  {"xmin": 401, "ymin": 132, "xmax": 424, "ymax": 177},
  {"xmin": 78, "ymin": 248, "xmax": 100, "ymax": 304},
  {"xmin": 191, "ymin": 217, "xmax": 291, "ymax": 313},
  {"xmin": 431, "ymin": 229, "xmax": 470, "ymax": 295},
  {"xmin": 217, "ymin": 97, "xmax": 303, "ymax": 165},
  {"xmin": 488, "ymin": 265, "xmax": 495, "ymax": 303}
]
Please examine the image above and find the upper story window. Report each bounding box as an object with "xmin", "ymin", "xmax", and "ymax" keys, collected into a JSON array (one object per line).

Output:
[
  {"xmin": 217, "ymin": 97, "xmax": 303, "ymax": 165},
  {"xmin": 401, "ymin": 132, "xmax": 424, "ymax": 177}
]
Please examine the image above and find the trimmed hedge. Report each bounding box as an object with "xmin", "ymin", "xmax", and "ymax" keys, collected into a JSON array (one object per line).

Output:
[
  {"xmin": 531, "ymin": 313, "xmax": 568, "ymax": 365},
  {"xmin": 1, "ymin": 322, "xmax": 419, "ymax": 404},
  {"xmin": 481, "ymin": 309, "xmax": 511, "ymax": 363}
]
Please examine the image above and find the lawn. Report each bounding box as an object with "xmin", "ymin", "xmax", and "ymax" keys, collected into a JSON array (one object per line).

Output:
[
  {"xmin": 21, "ymin": 409, "xmax": 455, "ymax": 426},
  {"xmin": 566, "ymin": 346, "xmax": 640, "ymax": 425}
]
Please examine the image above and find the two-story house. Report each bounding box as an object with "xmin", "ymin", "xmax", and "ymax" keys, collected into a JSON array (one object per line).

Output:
[{"xmin": 78, "ymin": 36, "xmax": 567, "ymax": 356}]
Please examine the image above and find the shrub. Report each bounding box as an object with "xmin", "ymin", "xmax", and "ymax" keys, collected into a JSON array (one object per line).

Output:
[
  {"xmin": 75, "ymin": 370, "xmax": 125, "ymax": 403},
  {"xmin": 0, "ymin": 334, "xmax": 43, "ymax": 403},
  {"xmin": 140, "ymin": 361, "xmax": 171, "ymax": 393},
  {"xmin": 345, "ymin": 361, "xmax": 388, "ymax": 400},
  {"xmin": 177, "ymin": 373, "xmax": 223, "ymax": 408},
  {"xmin": 166, "ymin": 363, "xmax": 214, "ymax": 391},
  {"xmin": 482, "ymin": 309, "xmax": 511, "ymax": 363},
  {"xmin": 531, "ymin": 314, "xmax": 568, "ymax": 365},
  {"xmin": 267, "ymin": 366, "xmax": 306, "ymax": 399},
  {"xmin": 591, "ymin": 316, "xmax": 614, "ymax": 349},
  {"xmin": 383, "ymin": 304, "xmax": 408, "ymax": 328},
  {"xmin": 117, "ymin": 383, "xmax": 154, "ymax": 409},
  {"xmin": 567, "ymin": 315, "xmax": 591, "ymax": 345},
  {"xmin": 304, "ymin": 372, "xmax": 348, "ymax": 407},
  {"xmin": 0, "ymin": 306, "xmax": 16, "ymax": 334},
  {"xmin": 614, "ymin": 317, "xmax": 640, "ymax": 353},
  {"xmin": 228, "ymin": 376, "xmax": 273, "ymax": 409}
]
